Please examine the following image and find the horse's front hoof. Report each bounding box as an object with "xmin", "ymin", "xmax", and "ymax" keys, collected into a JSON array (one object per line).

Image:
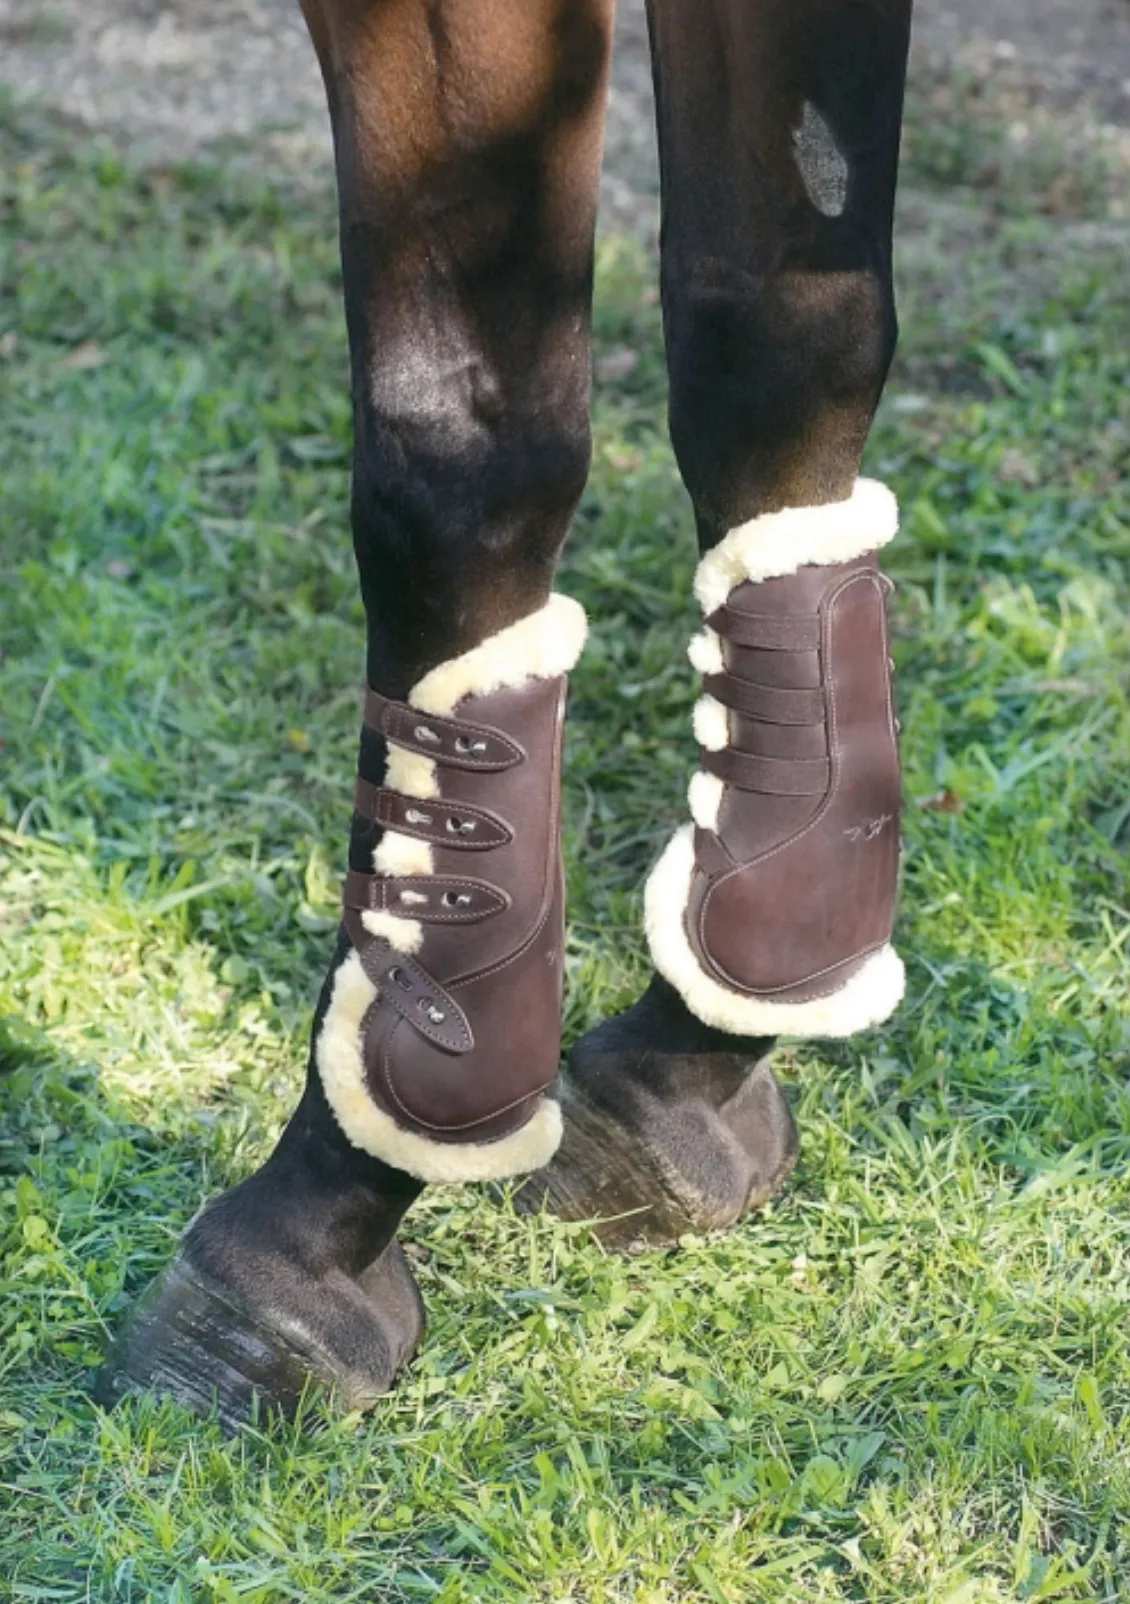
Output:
[
  {"xmin": 95, "ymin": 1240, "xmax": 425, "ymax": 1432},
  {"xmin": 515, "ymin": 1026, "xmax": 799, "ymax": 1251}
]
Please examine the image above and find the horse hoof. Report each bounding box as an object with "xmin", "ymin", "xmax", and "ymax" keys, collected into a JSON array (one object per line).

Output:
[
  {"xmin": 515, "ymin": 1052, "xmax": 799, "ymax": 1252},
  {"xmin": 95, "ymin": 1240, "xmax": 425, "ymax": 1431}
]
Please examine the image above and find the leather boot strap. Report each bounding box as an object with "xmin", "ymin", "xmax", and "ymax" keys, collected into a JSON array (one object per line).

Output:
[
  {"xmin": 364, "ymin": 688, "xmax": 522, "ymax": 771},
  {"xmin": 698, "ymin": 595, "xmax": 836, "ymax": 795},
  {"xmin": 343, "ymin": 910, "xmax": 473, "ymax": 1056},
  {"xmin": 707, "ymin": 606, "xmax": 821, "ymax": 651},
  {"xmin": 343, "ymin": 684, "xmax": 530, "ymax": 1059},
  {"xmin": 702, "ymin": 748, "xmax": 831, "ymax": 795},
  {"xmin": 343, "ymin": 869, "xmax": 508, "ymax": 923},
  {"xmin": 703, "ymin": 673, "xmax": 825, "ymax": 725},
  {"xmin": 353, "ymin": 778, "xmax": 512, "ymax": 849}
]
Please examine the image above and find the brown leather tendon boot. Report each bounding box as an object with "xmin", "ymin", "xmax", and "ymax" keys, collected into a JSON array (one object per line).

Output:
[
  {"xmin": 646, "ymin": 478, "xmax": 904, "ymax": 1036},
  {"xmin": 317, "ymin": 594, "xmax": 586, "ymax": 1183},
  {"xmin": 514, "ymin": 482, "xmax": 900, "ymax": 1250}
]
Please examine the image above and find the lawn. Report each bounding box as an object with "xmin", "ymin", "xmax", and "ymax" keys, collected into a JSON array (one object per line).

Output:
[{"xmin": 2, "ymin": 77, "xmax": 1130, "ymax": 1603}]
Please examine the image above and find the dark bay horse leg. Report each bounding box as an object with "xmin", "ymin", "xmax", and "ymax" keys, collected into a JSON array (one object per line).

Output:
[
  {"xmin": 522, "ymin": 0, "xmax": 913, "ymax": 1247},
  {"xmin": 99, "ymin": 0, "xmax": 614, "ymax": 1425}
]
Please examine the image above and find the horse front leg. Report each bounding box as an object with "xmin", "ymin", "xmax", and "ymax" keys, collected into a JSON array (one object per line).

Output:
[
  {"xmin": 98, "ymin": 0, "xmax": 614, "ymax": 1427},
  {"xmin": 522, "ymin": 0, "xmax": 913, "ymax": 1247}
]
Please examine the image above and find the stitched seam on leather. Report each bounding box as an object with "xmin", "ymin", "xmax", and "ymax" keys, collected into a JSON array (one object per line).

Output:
[
  {"xmin": 713, "ymin": 608, "xmax": 822, "ymax": 650},
  {"xmin": 363, "ymin": 878, "xmax": 510, "ymax": 922},
  {"xmin": 450, "ymin": 895, "xmax": 555, "ymax": 991},
  {"xmin": 359, "ymin": 996, "xmax": 553, "ymax": 1134},
  {"xmin": 695, "ymin": 569, "xmax": 891, "ymax": 994},
  {"xmin": 707, "ymin": 676, "xmax": 825, "ymax": 725},
  {"xmin": 695, "ymin": 934, "xmax": 889, "ymax": 1001},
  {"xmin": 704, "ymin": 749, "xmax": 829, "ymax": 793},
  {"xmin": 378, "ymin": 1019, "xmax": 555, "ymax": 1133},
  {"xmin": 400, "ymin": 908, "xmax": 501, "ymax": 924},
  {"xmin": 387, "ymin": 732, "xmax": 521, "ymax": 772},
  {"xmin": 380, "ymin": 1000, "xmax": 471, "ymax": 1056},
  {"xmin": 378, "ymin": 797, "xmax": 507, "ymax": 829},
  {"xmin": 406, "ymin": 881, "xmax": 508, "ymax": 921},
  {"xmin": 880, "ymin": 589, "xmax": 898, "ymax": 745}
]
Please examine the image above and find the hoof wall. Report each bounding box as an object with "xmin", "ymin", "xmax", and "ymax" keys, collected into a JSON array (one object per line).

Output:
[
  {"xmin": 95, "ymin": 1241, "xmax": 424, "ymax": 1431},
  {"xmin": 516, "ymin": 1058, "xmax": 798, "ymax": 1252}
]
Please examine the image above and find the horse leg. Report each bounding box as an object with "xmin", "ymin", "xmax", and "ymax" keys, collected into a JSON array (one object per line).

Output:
[
  {"xmin": 98, "ymin": 0, "xmax": 614, "ymax": 1426},
  {"xmin": 521, "ymin": 0, "xmax": 913, "ymax": 1248}
]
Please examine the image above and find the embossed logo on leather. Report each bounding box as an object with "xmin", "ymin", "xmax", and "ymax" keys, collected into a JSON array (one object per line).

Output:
[{"xmin": 844, "ymin": 814, "xmax": 892, "ymax": 843}]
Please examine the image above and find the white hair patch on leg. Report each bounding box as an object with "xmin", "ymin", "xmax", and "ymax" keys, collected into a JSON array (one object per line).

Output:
[{"xmin": 793, "ymin": 102, "xmax": 848, "ymax": 218}]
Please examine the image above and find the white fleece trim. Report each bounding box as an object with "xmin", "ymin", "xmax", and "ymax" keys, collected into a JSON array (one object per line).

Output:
[
  {"xmin": 372, "ymin": 743, "xmax": 440, "ymax": 879},
  {"xmin": 385, "ymin": 746, "xmax": 440, "ymax": 800},
  {"xmin": 695, "ymin": 478, "xmax": 899, "ymax": 616},
  {"xmin": 693, "ymin": 695, "xmax": 729, "ymax": 752},
  {"xmin": 317, "ymin": 950, "xmax": 563, "ymax": 1183},
  {"xmin": 373, "ymin": 834, "xmax": 433, "ymax": 877},
  {"xmin": 688, "ymin": 629, "xmax": 724, "ymax": 676},
  {"xmin": 361, "ymin": 909, "xmax": 423, "ymax": 954},
  {"xmin": 410, "ymin": 593, "xmax": 587, "ymax": 716},
  {"xmin": 688, "ymin": 771, "xmax": 725, "ymax": 832},
  {"xmin": 644, "ymin": 825, "xmax": 904, "ymax": 1038}
]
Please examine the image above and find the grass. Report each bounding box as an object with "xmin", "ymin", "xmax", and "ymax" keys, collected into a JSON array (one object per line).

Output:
[{"xmin": 2, "ymin": 76, "xmax": 1130, "ymax": 1603}]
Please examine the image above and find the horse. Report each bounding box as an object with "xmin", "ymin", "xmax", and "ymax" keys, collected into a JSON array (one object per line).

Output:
[{"xmin": 97, "ymin": 0, "xmax": 913, "ymax": 1428}]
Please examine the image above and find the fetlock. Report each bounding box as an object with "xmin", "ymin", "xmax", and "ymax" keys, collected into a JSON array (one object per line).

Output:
[{"xmin": 96, "ymin": 1080, "xmax": 426, "ymax": 1427}]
